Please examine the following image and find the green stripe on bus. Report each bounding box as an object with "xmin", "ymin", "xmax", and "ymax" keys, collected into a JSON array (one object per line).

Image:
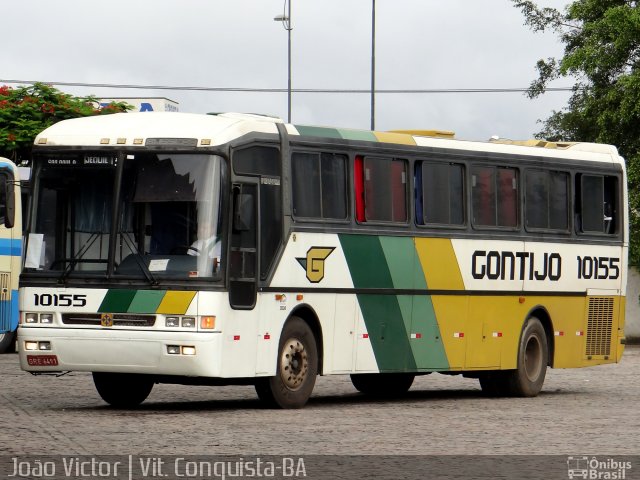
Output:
[
  {"xmin": 379, "ymin": 236, "xmax": 449, "ymax": 370},
  {"xmin": 98, "ymin": 289, "xmax": 137, "ymax": 313},
  {"xmin": 294, "ymin": 125, "xmax": 343, "ymax": 139},
  {"xmin": 341, "ymin": 235, "xmax": 450, "ymax": 371},
  {"xmin": 339, "ymin": 235, "xmax": 393, "ymax": 288},
  {"xmin": 337, "ymin": 129, "xmax": 378, "ymax": 142},
  {"xmin": 128, "ymin": 290, "xmax": 167, "ymax": 314},
  {"xmin": 339, "ymin": 234, "xmax": 416, "ymax": 372}
]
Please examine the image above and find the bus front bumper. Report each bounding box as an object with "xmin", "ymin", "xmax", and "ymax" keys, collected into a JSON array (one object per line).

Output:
[{"xmin": 17, "ymin": 327, "xmax": 223, "ymax": 378}]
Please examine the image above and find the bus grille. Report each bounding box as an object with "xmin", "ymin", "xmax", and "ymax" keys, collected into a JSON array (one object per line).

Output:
[
  {"xmin": 62, "ymin": 313, "xmax": 156, "ymax": 327},
  {"xmin": 586, "ymin": 297, "xmax": 614, "ymax": 357},
  {"xmin": 0, "ymin": 273, "xmax": 9, "ymax": 332}
]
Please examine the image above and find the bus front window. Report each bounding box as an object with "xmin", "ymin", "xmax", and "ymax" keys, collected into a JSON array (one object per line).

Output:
[
  {"xmin": 115, "ymin": 153, "xmax": 224, "ymax": 280},
  {"xmin": 24, "ymin": 152, "xmax": 224, "ymax": 282},
  {"xmin": 25, "ymin": 155, "xmax": 118, "ymax": 274}
]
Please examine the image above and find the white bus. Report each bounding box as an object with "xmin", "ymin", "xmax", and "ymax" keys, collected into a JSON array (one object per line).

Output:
[{"xmin": 19, "ymin": 112, "xmax": 627, "ymax": 408}]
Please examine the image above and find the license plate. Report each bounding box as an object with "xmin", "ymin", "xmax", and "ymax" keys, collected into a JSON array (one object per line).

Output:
[{"xmin": 26, "ymin": 355, "xmax": 59, "ymax": 367}]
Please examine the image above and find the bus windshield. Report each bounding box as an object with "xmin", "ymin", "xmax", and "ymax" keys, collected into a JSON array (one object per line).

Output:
[{"xmin": 24, "ymin": 152, "xmax": 224, "ymax": 282}]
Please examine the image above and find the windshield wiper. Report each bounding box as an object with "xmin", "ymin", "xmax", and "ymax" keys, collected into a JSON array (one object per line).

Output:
[
  {"xmin": 119, "ymin": 232, "xmax": 158, "ymax": 286},
  {"xmin": 58, "ymin": 233, "xmax": 103, "ymax": 285}
]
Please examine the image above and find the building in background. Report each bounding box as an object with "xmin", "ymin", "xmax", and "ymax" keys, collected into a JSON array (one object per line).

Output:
[{"xmin": 99, "ymin": 97, "xmax": 179, "ymax": 113}]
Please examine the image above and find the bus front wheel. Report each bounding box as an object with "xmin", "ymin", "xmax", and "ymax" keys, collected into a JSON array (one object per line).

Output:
[
  {"xmin": 0, "ymin": 331, "xmax": 16, "ymax": 353},
  {"xmin": 93, "ymin": 372, "xmax": 154, "ymax": 408},
  {"xmin": 255, "ymin": 317, "xmax": 318, "ymax": 409}
]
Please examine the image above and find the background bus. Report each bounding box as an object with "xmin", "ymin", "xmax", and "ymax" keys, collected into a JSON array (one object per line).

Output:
[
  {"xmin": 0, "ymin": 158, "xmax": 22, "ymax": 353},
  {"xmin": 18, "ymin": 112, "xmax": 627, "ymax": 408}
]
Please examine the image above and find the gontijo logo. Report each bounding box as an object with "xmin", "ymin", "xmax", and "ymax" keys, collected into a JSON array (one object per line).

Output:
[{"xmin": 296, "ymin": 247, "xmax": 335, "ymax": 283}]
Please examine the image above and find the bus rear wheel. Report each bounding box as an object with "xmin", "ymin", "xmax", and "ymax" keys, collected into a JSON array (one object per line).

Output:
[
  {"xmin": 479, "ymin": 316, "xmax": 548, "ymax": 397},
  {"xmin": 93, "ymin": 372, "xmax": 154, "ymax": 408},
  {"xmin": 350, "ymin": 373, "xmax": 415, "ymax": 396},
  {"xmin": 255, "ymin": 317, "xmax": 318, "ymax": 409}
]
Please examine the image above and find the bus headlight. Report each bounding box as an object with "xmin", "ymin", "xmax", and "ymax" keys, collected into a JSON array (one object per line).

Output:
[
  {"xmin": 40, "ymin": 314, "xmax": 53, "ymax": 324},
  {"xmin": 165, "ymin": 317, "xmax": 180, "ymax": 328},
  {"xmin": 181, "ymin": 317, "xmax": 196, "ymax": 328},
  {"xmin": 24, "ymin": 313, "xmax": 38, "ymax": 324}
]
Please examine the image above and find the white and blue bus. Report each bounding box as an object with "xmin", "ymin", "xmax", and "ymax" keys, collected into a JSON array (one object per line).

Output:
[
  {"xmin": 18, "ymin": 112, "xmax": 627, "ymax": 408},
  {"xmin": 0, "ymin": 158, "xmax": 22, "ymax": 353}
]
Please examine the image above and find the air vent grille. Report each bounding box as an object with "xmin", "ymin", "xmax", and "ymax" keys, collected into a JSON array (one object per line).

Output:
[{"xmin": 586, "ymin": 297, "xmax": 614, "ymax": 357}]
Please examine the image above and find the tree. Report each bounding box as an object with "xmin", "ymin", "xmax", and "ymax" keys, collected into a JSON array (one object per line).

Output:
[
  {"xmin": 0, "ymin": 83, "xmax": 130, "ymax": 163},
  {"xmin": 512, "ymin": 0, "xmax": 640, "ymax": 265}
]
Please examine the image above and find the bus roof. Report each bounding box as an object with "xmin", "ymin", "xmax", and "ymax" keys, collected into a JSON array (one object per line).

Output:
[{"xmin": 33, "ymin": 112, "xmax": 623, "ymax": 166}]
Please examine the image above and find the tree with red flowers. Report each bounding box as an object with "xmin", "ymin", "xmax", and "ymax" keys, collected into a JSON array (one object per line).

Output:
[{"xmin": 0, "ymin": 83, "xmax": 130, "ymax": 163}]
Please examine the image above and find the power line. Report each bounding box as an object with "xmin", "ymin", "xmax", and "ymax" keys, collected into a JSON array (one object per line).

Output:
[{"xmin": 0, "ymin": 79, "xmax": 574, "ymax": 95}]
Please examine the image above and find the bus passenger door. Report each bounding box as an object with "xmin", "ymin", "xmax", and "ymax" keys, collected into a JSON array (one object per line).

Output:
[{"xmin": 228, "ymin": 182, "xmax": 258, "ymax": 310}]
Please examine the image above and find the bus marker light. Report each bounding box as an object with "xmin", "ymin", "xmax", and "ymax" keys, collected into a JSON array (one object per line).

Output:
[
  {"xmin": 576, "ymin": 331, "xmax": 584, "ymax": 336},
  {"xmin": 275, "ymin": 294, "xmax": 285, "ymax": 301},
  {"xmin": 181, "ymin": 346, "xmax": 196, "ymax": 356},
  {"xmin": 264, "ymin": 333, "xmax": 271, "ymax": 340},
  {"xmin": 296, "ymin": 294, "xmax": 304, "ymax": 301},
  {"xmin": 410, "ymin": 333, "xmax": 422, "ymax": 339},
  {"xmin": 362, "ymin": 333, "xmax": 369, "ymax": 339},
  {"xmin": 201, "ymin": 316, "xmax": 216, "ymax": 329},
  {"xmin": 492, "ymin": 332, "xmax": 503, "ymax": 338},
  {"xmin": 454, "ymin": 332, "xmax": 465, "ymax": 338},
  {"xmin": 519, "ymin": 297, "xmax": 526, "ymax": 304},
  {"xmin": 167, "ymin": 345, "xmax": 180, "ymax": 355},
  {"xmin": 233, "ymin": 335, "xmax": 240, "ymax": 341},
  {"xmin": 24, "ymin": 341, "xmax": 39, "ymax": 351},
  {"xmin": 555, "ymin": 331, "xmax": 564, "ymax": 336}
]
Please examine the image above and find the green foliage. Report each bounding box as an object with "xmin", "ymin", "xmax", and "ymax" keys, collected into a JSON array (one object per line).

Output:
[
  {"xmin": 513, "ymin": 0, "xmax": 640, "ymax": 265},
  {"xmin": 0, "ymin": 83, "xmax": 130, "ymax": 163}
]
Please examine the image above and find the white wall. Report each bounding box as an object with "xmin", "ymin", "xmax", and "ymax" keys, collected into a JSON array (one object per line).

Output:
[{"xmin": 626, "ymin": 267, "xmax": 640, "ymax": 342}]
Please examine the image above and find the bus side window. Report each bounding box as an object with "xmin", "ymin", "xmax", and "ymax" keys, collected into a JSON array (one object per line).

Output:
[
  {"xmin": 417, "ymin": 161, "xmax": 464, "ymax": 226},
  {"xmin": 362, "ymin": 157, "xmax": 407, "ymax": 223},
  {"xmin": 0, "ymin": 173, "xmax": 6, "ymax": 227},
  {"xmin": 291, "ymin": 152, "xmax": 347, "ymax": 220},
  {"xmin": 471, "ymin": 166, "xmax": 518, "ymax": 228},
  {"xmin": 578, "ymin": 174, "xmax": 618, "ymax": 234}
]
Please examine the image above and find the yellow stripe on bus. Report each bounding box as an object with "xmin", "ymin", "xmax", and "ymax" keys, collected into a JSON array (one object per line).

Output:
[
  {"xmin": 156, "ymin": 291, "xmax": 197, "ymax": 314},
  {"xmin": 415, "ymin": 238, "xmax": 464, "ymax": 290}
]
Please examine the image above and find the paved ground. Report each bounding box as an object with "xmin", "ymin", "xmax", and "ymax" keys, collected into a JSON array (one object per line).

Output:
[{"xmin": 1, "ymin": 346, "xmax": 638, "ymax": 459}]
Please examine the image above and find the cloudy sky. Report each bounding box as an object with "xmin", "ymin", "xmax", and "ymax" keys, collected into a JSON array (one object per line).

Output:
[{"xmin": 2, "ymin": 0, "xmax": 571, "ymax": 140}]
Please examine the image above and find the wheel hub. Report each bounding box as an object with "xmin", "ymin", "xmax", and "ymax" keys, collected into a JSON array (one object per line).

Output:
[{"xmin": 280, "ymin": 338, "xmax": 308, "ymax": 390}]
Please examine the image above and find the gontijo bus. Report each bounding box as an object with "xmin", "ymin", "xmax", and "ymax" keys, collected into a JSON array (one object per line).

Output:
[{"xmin": 18, "ymin": 112, "xmax": 627, "ymax": 408}]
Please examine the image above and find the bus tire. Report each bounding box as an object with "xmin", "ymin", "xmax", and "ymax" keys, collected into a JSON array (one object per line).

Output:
[
  {"xmin": 350, "ymin": 373, "xmax": 415, "ymax": 396},
  {"xmin": 255, "ymin": 317, "xmax": 318, "ymax": 409},
  {"xmin": 92, "ymin": 372, "xmax": 154, "ymax": 408},
  {"xmin": 505, "ymin": 316, "xmax": 548, "ymax": 397},
  {"xmin": 0, "ymin": 331, "xmax": 16, "ymax": 353}
]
